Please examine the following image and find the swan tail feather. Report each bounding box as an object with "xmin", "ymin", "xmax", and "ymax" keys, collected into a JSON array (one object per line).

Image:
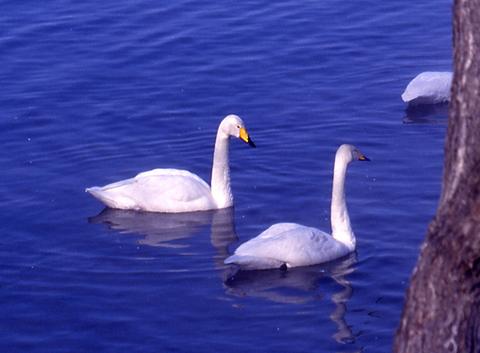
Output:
[
  {"xmin": 85, "ymin": 186, "xmax": 136, "ymax": 210},
  {"xmin": 224, "ymin": 254, "xmax": 286, "ymax": 270}
]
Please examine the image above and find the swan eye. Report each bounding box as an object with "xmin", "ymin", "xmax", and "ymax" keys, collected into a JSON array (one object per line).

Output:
[{"xmin": 236, "ymin": 125, "xmax": 240, "ymax": 129}]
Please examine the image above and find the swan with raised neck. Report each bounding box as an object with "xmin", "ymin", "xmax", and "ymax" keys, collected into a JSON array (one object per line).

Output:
[
  {"xmin": 211, "ymin": 114, "xmax": 255, "ymax": 208},
  {"xmin": 331, "ymin": 144, "xmax": 368, "ymax": 250},
  {"xmin": 86, "ymin": 114, "xmax": 255, "ymax": 213},
  {"xmin": 224, "ymin": 144, "xmax": 369, "ymax": 270}
]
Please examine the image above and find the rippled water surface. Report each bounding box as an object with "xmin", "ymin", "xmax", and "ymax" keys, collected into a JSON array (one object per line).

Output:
[{"xmin": 1, "ymin": 1, "xmax": 451, "ymax": 352}]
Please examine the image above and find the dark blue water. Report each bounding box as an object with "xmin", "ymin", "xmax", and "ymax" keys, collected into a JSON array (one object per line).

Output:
[{"xmin": 1, "ymin": 1, "xmax": 451, "ymax": 352}]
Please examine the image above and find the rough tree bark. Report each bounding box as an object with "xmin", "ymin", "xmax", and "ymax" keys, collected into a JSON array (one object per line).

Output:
[{"xmin": 394, "ymin": 0, "xmax": 480, "ymax": 352}]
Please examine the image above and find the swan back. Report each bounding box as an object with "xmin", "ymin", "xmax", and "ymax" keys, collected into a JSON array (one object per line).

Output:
[
  {"xmin": 225, "ymin": 223, "xmax": 351, "ymax": 269},
  {"xmin": 401, "ymin": 71, "xmax": 452, "ymax": 104},
  {"xmin": 86, "ymin": 169, "xmax": 215, "ymax": 212}
]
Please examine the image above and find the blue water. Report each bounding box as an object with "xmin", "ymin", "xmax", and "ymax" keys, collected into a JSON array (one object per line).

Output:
[{"xmin": 1, "ymin": 1, "xmax": 451, "ymax": 352}]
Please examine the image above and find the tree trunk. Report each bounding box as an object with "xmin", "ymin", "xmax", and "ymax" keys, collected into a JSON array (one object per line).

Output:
[{"xmin": 394, "ymin": 1, "xmax": 480, "ymax": 352}]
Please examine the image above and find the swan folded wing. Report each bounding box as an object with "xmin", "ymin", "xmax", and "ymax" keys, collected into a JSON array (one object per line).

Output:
[
  {"xmin": 90, "ymin": 169, "xmax": 214, "ymax": 212},
  {"xmin": 134, "ymin": 171, "xmax": 212, "ymax": 210},
  {"xmin": 233, "ymin": 225, "xmax": 350, "ymax": 268}
]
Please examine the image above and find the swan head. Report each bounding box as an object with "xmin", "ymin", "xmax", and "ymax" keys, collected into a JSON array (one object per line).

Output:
[
  {"xmin": 337, "ymin": 144, "xmax": 370, "ymax": 164},
  {"xmin": 219, "ymin": 114, "xmax": 256, "ymax": 147}
]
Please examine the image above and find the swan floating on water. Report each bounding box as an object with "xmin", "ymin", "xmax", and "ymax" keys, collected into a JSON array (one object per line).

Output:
[
  {"xmin": 224, "ymin": 144, "xmax": 369, "ymax": 270},
  {"xmin": 86, "ymin": 114, "xmax": 255, "ymax": 213},
  {"xmin": 401, "ymin": 71, "xmax": 452, "ymax": 105}
]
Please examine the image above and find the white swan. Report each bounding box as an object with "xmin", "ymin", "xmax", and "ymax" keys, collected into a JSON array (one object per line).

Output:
[
  {"xmin": 86, "ymin": 114, "xmax": 255, "ymax": 213},
  {"xmin": 401, "ymin": 71, "xmax": 452, "ymax": 104},
  {"xmin": 224, "ymin": 144, "xmax": 369, "ymax": 270}
]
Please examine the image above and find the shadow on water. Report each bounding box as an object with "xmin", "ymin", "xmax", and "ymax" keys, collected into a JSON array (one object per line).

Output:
[{"xmin": 402, "ymin": 102, "xmax": 449, "ymax": 124}]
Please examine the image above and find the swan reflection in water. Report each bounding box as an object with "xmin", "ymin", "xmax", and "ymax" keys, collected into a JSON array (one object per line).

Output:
[
  {"xmin": 224, "ymin": 253, "xmax": 357, "ymax": 344},
  {"xmin": 89, "ymin": 207, "xmax": 217, "ymax": 248},
  {"xmin": 403, "ymin": 102, "xmax": 448, "ymax": 124},
  {"xmin": 89, "ymin": 207, "xmax": 356, "ymax": 344},
  {"xmin": 89, "ymin": 207, "xmax": 238, "ymax": 251}
]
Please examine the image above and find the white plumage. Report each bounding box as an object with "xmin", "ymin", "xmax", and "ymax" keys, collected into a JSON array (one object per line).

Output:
[
  {"xmin": 86, "ymin": 114, "xmax": 255, "ymax": 213},
  {"xmin": 225, "ymin": 223, "xmax": 351, "ymax": 270},
  {"xmin": 225, "ymin": 144, "xmax": 369, "ymax": 270},
  {"xmin": 86, "ymin": 169, "xmax": 214, "ymax": 213},
  {"xmin": 401, "ymin": 71, "xmax": 452, "ymax": 104}
]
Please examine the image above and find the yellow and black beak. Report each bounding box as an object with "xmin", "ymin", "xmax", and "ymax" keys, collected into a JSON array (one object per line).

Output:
[
  {"xmin": 239, "ymin": 127, "xmax": 256, "ymax": 148},
  {"xmin": 358, "ymin": 154, "xmax": 370, "ymax": 161}
]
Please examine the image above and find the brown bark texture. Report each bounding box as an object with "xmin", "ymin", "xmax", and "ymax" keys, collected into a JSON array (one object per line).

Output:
[{"xmin": 394, "ymin": 0, "xmax": 480, "ymax": 352}]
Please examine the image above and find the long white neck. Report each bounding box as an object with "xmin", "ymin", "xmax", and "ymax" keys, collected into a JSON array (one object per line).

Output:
[
  {"xmin": 330, "ymin": 154, "xmax": 355, "ymax": 250},
  {"xmin": 210, "ymin": 131, "xmax": 233, "ymax": 208}
]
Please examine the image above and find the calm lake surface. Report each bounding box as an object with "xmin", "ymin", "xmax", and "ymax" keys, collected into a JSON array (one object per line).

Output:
[{"xmin": 1, "ymin": 1, "xmax": 451, "ymax": 352}]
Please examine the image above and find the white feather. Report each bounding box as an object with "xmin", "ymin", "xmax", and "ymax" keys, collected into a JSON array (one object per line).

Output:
[
  {"xmin": 401, "ymin": 71, "xmax": 452, "ymax": 104},
  {"xmin": 86, "ymin": 169, "xmax": 214, "ymax": 212}
]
